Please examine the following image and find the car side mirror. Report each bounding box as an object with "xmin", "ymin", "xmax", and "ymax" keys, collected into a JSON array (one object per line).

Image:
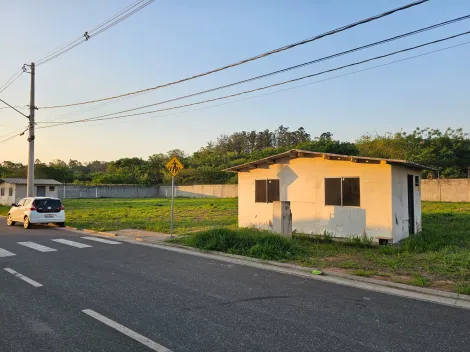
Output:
[{"xmin": 11, "ymin": 203, "xmax": 17, "ymax": 207}]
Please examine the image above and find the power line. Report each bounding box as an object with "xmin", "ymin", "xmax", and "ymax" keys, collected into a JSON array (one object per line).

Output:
[
  {"xmin": 35, "ymin": 0, "xmax": 154, "ymax": 67},
  {"xmin": 37, "ymin": 30, "xmax": 470, "ymax": 130},
  {"xmin": 7, "ymin": 39, "xmax": 465, "ymax": 146},
  {"xmin": 0, "ymin": 69, "xmax": 24, "ymax": 94},
  {"xmin": 0, "ymin": 98, "xmax": 30, "ymax": 118},
  {"xmin": 38, "ymin": 0, "xmax": 430, "ymax": 109},
  {"xmin": 41, "ymin": 15, "xmax": 470, "ymax": 124},
  {"xmin": 41, "ymin": 14, "xmax": 469, "ymax": 124},
  {"xmin": 0, "ymin": 105, "xmax": 27, "ymax": 110},
  {"xmin": 0, "ymin": 128, "xmax": 28, "ymax": 145}
]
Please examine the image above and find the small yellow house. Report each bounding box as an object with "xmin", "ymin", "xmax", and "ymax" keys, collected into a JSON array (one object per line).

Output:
[{"xmin": 225, "ymin": 150, "xmax": 431, "ymax": 244}]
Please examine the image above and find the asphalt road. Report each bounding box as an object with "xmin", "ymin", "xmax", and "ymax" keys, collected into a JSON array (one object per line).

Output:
[{"xmin": 0, "ymin": 221, "xmax": 469, "ymax": 352}]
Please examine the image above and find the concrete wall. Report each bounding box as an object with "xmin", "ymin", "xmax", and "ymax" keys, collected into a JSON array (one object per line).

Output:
[
  {"xmin": 158, "ymin": 184, "xmax": 238, "ymax": 198},
  {"xmin": 238, "ymin": 156, "xmax": 397, "ymax": 241},
  {"xmin": 59, "ymin": 184, "xmax": 237, "ymax": 199},
  {"xmin": 421, "ymin": 179, "xmax": 470, "ymax": 202},
  {"xmin": 60, "ymin": 185, "xmax": 159, "ymax": 199},
  {"xmin": 391, "ymin": 165, "xmax": 422, "ymax": 242}
]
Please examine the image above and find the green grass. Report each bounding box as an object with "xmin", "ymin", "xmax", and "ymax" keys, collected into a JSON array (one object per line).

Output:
[
  {"xmin": 0, "ymin": 205, "xmax": 9, "ymax": 216},
  {"xmin": 56, "ymin": 198, "xmax": 236, "ymax": 234},
  {"xmin": 352, "ymin": 269, "xmax": 377, "ymax": 277},
  {"xmin": 176, "ymin": 227, "xmax": 305, "ymax": 261}
]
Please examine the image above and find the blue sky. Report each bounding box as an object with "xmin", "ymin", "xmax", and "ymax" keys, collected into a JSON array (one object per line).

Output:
[{"xmin": 1, "ymin": 0, "xmax": 469, "ymax": 163}]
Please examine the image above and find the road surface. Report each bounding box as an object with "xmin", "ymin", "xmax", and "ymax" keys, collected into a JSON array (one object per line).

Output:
[{"xmin": 0, "ymin": 221, "xmax": 469, "ymax": 351}]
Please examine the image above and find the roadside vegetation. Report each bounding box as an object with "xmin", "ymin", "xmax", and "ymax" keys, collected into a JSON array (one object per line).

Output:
[{"xmin": 172, "ymin": 201, "xmax": 470, "ymax": 295}]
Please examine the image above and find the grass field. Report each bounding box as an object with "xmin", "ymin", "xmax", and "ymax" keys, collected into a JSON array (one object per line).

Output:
[
  {"xmin": 0, "ymin": 198, "xmax": 238, "ymax": 234},
  {"xmin": 1, "ymin": 199, "xmax": 468, "ymax": 294}
]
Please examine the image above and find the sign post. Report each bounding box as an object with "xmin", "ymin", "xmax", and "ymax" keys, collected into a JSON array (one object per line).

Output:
[{"xmin": 165, "ymin": 156, "xmax": 184, "ymax": 238}]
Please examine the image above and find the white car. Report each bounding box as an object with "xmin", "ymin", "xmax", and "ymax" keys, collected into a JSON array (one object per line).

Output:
[{"xmin": 6, "ymin": 197, "xmax": 66, "ymax": 229}]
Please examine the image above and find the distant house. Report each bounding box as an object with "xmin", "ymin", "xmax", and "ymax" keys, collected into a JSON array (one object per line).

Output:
[
  {"xmin": 225, "ymin": 150, "xmax": 432, "ymax": 244},
  {"xmin": 0, "ymin": 178, "xmax": 62, "ymax": 205}
]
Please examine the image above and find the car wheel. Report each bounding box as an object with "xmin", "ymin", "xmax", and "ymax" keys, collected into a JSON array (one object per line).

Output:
[
  {"xmin": 24, "ymin": 217, "xmax": 31, "ymax": 229},
  {"xmin": 58, "ymin": 222, "xmax": 66, "ymax": 228},
  {"xmin": 6, "ymin": 215, "xmax": 15, "ymax": 226}
]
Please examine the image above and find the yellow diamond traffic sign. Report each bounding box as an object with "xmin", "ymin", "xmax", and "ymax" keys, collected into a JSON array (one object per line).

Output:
[{"xmin": 165, "ymin": 156, "xmax": 184, "ymax": 176}]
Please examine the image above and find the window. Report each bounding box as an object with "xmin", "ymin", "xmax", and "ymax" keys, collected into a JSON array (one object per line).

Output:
[
  {"xmin": 415, "ymin": 175, "xmax": 420, "ymax": 187},
  {"xmin": 49, "ymin": 186, "xmax": 55, "ymax": 192},
  {"xmin": 17, "ymin": 199, "xmax": 25, "ymax": 207},
  {"xmin": 325, "ymin": 177, "xmax": 360, "ymax": 207},
  {"xmin": 9, "ymin": 188, "xmax": 13, "ymax": 197},
  {"xmin": 255, "ymin": 179, "xmax": 280, "ymax": 203},
  {"xmin": 0, "ymin": 188, "xmax": 4, "ymax": 196}
]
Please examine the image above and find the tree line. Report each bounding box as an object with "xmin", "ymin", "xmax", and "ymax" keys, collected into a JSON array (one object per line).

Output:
[{"xmin": 1, "ymin": 126, "xmax": 469, "ymax": 185}]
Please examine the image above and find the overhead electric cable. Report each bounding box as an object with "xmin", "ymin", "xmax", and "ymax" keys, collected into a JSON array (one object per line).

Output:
[
  {"xmin": 36, "ymin": 30, "xmax": 470, "ymax": 130},
  {"xmin": 38, "ymin": 0, "xmax": 430, "ymax": 109},
  {"xmin": 41, "ymin": 14, "xmax": 469, "ymax": 123}
]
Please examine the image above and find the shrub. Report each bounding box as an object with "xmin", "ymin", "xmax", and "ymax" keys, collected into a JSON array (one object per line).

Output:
[{"xmin": 181, "ymin": 228, "xmax": 305, "ymax": 261}]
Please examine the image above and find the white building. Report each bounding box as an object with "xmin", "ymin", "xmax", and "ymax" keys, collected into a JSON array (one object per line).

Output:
[
  {"xmin": 0, "ymin": 178, "xmax": 61, "ymax": 205},
  {"xmin": 225, "ymin": 150, "xmax": 431, "ymax": 244}
]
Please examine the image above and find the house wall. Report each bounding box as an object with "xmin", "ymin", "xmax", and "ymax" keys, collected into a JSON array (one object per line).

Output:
[
  {"xmin": 238, "ymin": 157, "xmax": 394, "ymax": 240},
  {"xmin": 0, "ymin": 184, "xmax": 60, "ymax": 205},
  {"xmin": 14, "ymin": 185, "xmax": 26, "ymax": 202},
  {"xmin": 391, "ymin": 166, "xmax": 422, "ymax": 242},
  {"xmin": 44, "ymin": 185, "xmax": 59, "ymax": 199},
  {"xmin": 0, "ymin": 183, "xmax": 16, "ymax": 205}
]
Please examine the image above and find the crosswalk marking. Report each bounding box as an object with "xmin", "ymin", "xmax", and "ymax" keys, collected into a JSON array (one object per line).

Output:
[
  {"xmin": 4, "ymin": 268, "xmax": 43, "ymax": 287},
  {"xmin": 0, "ymin": 248, "xmax": 16, "ymax": 258},
  {"xmin": 81, "ymin": 236, "xmax": 122, "ymax": 245},
  {"xmin": 51, "ymin": 239, "xmax": 92, "ymax": 248},
  {"xmin": 18, "ymin": 242, "xmax": 57, "ymax": 252}
]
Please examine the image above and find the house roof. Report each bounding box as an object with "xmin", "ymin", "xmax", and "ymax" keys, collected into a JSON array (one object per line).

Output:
[
  {"xmin": 224, "ymin": 149, "xmax": 433, "ymax": 172},
  {"xmin": 0, "ymin": 178, "xmax": 62, "ymax": 185}
]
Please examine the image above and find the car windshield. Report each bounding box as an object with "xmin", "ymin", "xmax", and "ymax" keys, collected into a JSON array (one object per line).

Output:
[{"xmin": 34, "ymin": 198, "xmax": 61, "ymax": 209}]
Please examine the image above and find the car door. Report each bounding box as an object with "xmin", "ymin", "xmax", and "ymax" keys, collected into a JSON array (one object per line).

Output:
[{"xmin": 11, "ymin": 199, "xmax": 25, "ymax": 221}]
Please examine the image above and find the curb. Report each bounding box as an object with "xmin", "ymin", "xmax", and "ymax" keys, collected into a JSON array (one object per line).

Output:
[{"xmin": 59, "ymin": 227, "xmax": 470, "ymax": 309}]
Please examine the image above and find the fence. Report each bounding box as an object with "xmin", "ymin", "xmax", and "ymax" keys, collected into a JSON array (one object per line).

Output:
[
  {"xmin": 421, "ymin": 179, "xmax": 470, "ymax": 202},
  {"xmin": 60, "ymin": 184, "xmax": 238, "ymax": 199}
]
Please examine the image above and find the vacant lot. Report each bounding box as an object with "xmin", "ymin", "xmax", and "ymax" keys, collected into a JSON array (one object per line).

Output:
[{"xmin": 1, "ymin": 198, "xmax": 238, "ymax": 234}]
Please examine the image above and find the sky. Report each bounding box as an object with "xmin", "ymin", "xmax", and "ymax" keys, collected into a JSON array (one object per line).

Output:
[{"xmin": 0, "ymin": 0, "xmax": 469, "ymax": 163}]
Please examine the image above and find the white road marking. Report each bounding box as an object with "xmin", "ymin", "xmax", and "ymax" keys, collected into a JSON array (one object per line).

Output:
[
  {"xmin": 82, "ymin": 309, "xmax": 171, "ymax": 352},
  {"xmin": 0, "ymin": 248, "xmax": 16, "ymax": 257},
  {"xmin": 52, "ymin": 239, "xmax": 92, "ymax": 248},
  {"xmin": 18, "ymin": 242, "xmax": 57, "ymax": 252},
  {"xmin": 4, "ymin": 268, "xmax": 43, "ymax": 287},
  {"xmin": 81, "ymin": 236, "xmax": 122, "ymax": 245}
]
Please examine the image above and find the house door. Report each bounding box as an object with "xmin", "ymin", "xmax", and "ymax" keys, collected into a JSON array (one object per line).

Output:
[
  {"xmin": 407, "ymin": 175, "xmax": 415, "ymax": 235},
  {"xmin": 37, "ymin": 186, "xmax": 46, "ymax": 197}
]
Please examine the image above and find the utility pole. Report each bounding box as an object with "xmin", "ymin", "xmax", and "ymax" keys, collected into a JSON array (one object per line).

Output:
[{"xmin": 27, "ymin": 62, "xmax": 35, "ymax": 197}]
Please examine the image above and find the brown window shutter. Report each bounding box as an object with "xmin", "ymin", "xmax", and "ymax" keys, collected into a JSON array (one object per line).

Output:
[
  {"xmin": 255, "ymin": 179, "xmax": 267, "ymax": 203},
  {"xmin": 267, "ymin": 179, "xmax": 280, "ymax": 203}
]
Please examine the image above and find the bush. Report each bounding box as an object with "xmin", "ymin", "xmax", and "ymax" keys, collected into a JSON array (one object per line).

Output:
[{"xmin": 180, "ymin": 228, "xmax": 305, "ymax": 261}]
